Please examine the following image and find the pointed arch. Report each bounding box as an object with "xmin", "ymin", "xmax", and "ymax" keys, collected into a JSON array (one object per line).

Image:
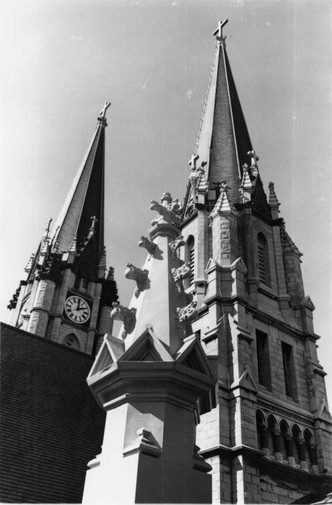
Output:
[
  {"xmin": 267, "ymin": 415, "xmax": 278, "ymax": 455},
  {"xmin": 292, "ymin": 425, "xmax": 302, "ymax": 463},
  {"xmin": 279, "ymin": 420, "xmax": 289, "ymax": 460},
  {"xmin": 58, "ymin": 326, "xmax": 85, "ymax": 352},
  {"xmin": 304, "ymin": 429, "xmax": 317, "ymax": 466},
  {"xmin": 63, "ymin": 333, "xmax": 80, "ymax": 350},
  {"xmin": 256, "ymin": 410, "xmax": 266, "ymax": 450}
]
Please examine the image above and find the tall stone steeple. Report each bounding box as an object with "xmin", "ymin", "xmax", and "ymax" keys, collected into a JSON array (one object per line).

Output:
[
  {"xmin": 8, "ymin": 103, "xmax": 118, "ymax": 355},
  {"xmin": 178, "ymin": 20, "xmax": 332, "ymax": 504}
]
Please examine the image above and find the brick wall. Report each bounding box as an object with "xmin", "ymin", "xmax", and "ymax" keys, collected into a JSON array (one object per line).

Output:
[{"xmin": 0, "ymin": 323, "xmax": 105, "ymax": 503}]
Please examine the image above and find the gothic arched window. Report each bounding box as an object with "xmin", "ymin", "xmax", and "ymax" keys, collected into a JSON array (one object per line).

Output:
[{"xmin": 257, "ymin": 233, "xmax": 271, "ymax": 286}]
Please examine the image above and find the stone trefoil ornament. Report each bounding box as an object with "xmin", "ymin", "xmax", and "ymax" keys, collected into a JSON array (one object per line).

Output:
[
  {"xmin": 110, "ymin": 302, "xmax": 136, "ymax": 340},
  {"xmin": 125, "ymin": 263, "xmax": 150, "ymax": 298},
  {"xmin": 150, "ymin": 192, "xmax": 182, "ymax": 227}
]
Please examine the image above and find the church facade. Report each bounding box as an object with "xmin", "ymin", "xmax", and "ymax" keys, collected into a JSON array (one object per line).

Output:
[{"xmin": 3, "ymin": 20, "xmax": 332, "ymax": 504}]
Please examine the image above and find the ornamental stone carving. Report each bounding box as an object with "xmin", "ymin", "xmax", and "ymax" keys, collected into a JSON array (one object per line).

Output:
[
  {"xmin": 110, "ymin": 301, "xmax": 137, "ymax": 339},
  {"xmin": 171, "ymin": 263, "xmax": 191, "ymax": 284},
  {"xmin": 169, "ymin": 235, "xmax": 185, "ymax": 254},
  {"xmin": 138, "ymin": 236, "xmax": 157, "ymax": 257},
  {"xmin": 150, "ymin": 192, "xmax": 182, "ymax": 227},
  {"xmin": 125, "ymin": 263, "xmax": 150, "ymax": 298},
  {"xmin": 176, "ymin": 300, "xmax": 197, "ymax": 323}
]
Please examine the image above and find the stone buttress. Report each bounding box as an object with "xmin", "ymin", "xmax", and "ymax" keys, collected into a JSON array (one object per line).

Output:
[{"xmin": 83, "ymin": 193, "xmax": 216, "ymax": 503}]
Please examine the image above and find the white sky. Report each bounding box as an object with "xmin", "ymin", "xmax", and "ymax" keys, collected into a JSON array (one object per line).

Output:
[{"xmin": 0, "ymin": 0, "xmax": 331, "ymax": 405}]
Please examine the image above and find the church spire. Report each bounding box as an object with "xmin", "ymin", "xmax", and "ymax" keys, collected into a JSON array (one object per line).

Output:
[
  {"xmin": 8, "ymin": 103, "xmax": 118, "ymax": 352},
  {"xmin": 50, "ymin": 102, "xmax": 110, "ymax": 278},
  {"xmin": 193, "ymin": 20, "xmax": 252, "ymax": 203}
]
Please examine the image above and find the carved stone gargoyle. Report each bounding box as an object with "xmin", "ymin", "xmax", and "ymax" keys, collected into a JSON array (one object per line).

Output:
[
  {"xmin": 138, "ymin": 236, "xmax": 157, "ymax": 258},
  {"xmin": 125, "ymin": 263, "xmax": 150, "ymax": 298},
  {"xmin": 150, "ymin": 192, "xmax": 182, "ymax": 227},
  {"xmin": 110, "ymin": 301, "xmax": 137, "ymax": 339}
]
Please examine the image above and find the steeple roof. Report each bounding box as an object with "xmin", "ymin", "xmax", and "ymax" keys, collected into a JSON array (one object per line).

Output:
[
  {"xmin": 49, "ymin": 103, "xmax": 110, "ymax": 277},
  {"xmin": 194, "ymin": 20, "xmax": 252, "ymax": 203}
]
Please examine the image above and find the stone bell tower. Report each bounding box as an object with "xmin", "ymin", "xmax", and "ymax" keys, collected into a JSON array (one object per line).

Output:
[
  {"xmin": 177, "ymin": 20, "xmax": 332, "ymax": 504},
  {"xmin": 7, "ymin": 103, "xmax": 118, "ymax": 355}
]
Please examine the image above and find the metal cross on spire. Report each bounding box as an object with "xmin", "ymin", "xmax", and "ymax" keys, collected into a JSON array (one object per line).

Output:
[
  {"xmin": 188, "ymin": 153, "xmax": 199, "ymax": 170},
  {"xmin": 213, "ymin": 19, "xmax": 229, "ymax": 41},
  {"xmin": 98, "ymin": 102, "xmax": 111, "ymax": 126},
  {"xmin": 99, "ymin": 102, "xmax": 111, "ymax": 119}
]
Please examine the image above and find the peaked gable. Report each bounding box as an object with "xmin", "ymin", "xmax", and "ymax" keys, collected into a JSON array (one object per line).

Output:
[
  {"xmin": 175, "ymin": 335, "xmax": 214, "ymax": 377},
  {"xmin": 119, "ymin": 327, "xmax": 173, "ymax": 363}
]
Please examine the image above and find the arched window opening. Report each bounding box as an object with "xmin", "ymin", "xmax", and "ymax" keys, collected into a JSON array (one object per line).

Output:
[
  {"xmin": 63, "ymin": 333, "xmax": 80, "ymax": 351},
  {"xmin": 280, "ymin": 420, "xmax": 289, "ymax": 460},
  {"xmin": 257, "ymin": 233, "xmax": 271, "ymax": 286},
  {"xmin": 304, "ymin": 429, "xmax": 317, "ymax": 466},
  {"xmin": 292, "ymin": 425, "xmax": 301, "ymax": 463},
  {"xmin": 186, "ymin": 236, "xmax": 195, "ymax": 288},
  {"xmin": 256, "ymin": 410, "xmax": 266, "ymax": 450},
  {"xmin": 267, "ymin": 415, "xmax": 278, "ymax": 456}
]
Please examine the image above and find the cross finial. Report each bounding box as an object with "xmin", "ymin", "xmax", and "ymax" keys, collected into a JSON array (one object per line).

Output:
[
  {"xmin": 213, "ymin": 19, "xmax": 229, "ymax": 41},
  {"xmin": 188, "ymin": 153, "xmax": 199, "ymax": 170}
]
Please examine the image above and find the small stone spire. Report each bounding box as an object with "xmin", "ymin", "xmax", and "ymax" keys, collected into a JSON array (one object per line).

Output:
[
  {"xmin": 268, "ymin": 182, "xmax": 280, "ymax": 219},
  {"xmin": 239, "ymin": 164, "xmax": 253, "ymax": 203},
  {"xmin": 98, "ymin": 247, "xmax": 107, "ymax": 278},
  {"xmin": 211, "ymin": 181, "xmax": 235, "ymax": 216}
]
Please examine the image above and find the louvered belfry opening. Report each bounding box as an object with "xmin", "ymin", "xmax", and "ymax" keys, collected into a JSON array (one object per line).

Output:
[
  {"xmin": 188, "ymin": 236, "xmax": 195, "ymax": 286},
  {"xmin": 257, "ymin": 232, "xmax": 270, "ymax": 286}
]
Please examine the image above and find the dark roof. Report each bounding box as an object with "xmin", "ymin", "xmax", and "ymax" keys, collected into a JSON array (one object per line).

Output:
[{"xmin": 0, "ymin": 322, "xmax": 105, "ymax": 503}]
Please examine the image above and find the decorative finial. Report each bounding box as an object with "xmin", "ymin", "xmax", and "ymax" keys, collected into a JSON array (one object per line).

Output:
[
  {"xmin": 43, "ymin": 218, "xmax": 53, "ymax": 240},
  {"xmin": 88, "ymin": 215, "xmax": 98, "ymax": 234},
  {"xmin": 98, "ymin": 102, "xmax": 111, "ymax": 125},
  {"xmin": 247, "ymin": 150, "xmax": 259, "ymax": 167},
  {"xmin": 213, "ymin": 19, "xmax": 229, "ymax": 41}
]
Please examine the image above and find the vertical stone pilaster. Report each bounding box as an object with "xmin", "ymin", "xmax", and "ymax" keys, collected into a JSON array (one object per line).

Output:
[
  {"xmin": 49, "ymin": 268, "xmax": 72, "ymax": 342},
  {"xmin": 27, "ymin": 279, "xmax": 56, "ymax": 337}
]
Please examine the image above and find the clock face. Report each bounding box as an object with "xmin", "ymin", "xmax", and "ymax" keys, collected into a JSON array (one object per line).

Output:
[{"xmin": 64, "ymin": 295, "xmax": 91, "ymax": 324}]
